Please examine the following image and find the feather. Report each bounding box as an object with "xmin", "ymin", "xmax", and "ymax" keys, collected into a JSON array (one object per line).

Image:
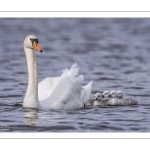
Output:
[{"xmin": 61, "ymin": 63, "xmax": 84, "ymax": 83}]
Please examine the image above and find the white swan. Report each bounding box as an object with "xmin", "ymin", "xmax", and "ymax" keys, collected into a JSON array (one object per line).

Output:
[{"xmin": 23, "ymin": 34, "xmax": 93, "ymax": 110}]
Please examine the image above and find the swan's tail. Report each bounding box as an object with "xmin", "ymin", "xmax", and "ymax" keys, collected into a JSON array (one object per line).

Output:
[
  {"xmin": 61, "ymin": 63, "xmax": 84, "ymax": 83},
  {"xmin": 61, "ymin": 63, "xmax": 93, "ymax": 105},
  {"xmin": 81, "ymin": 80, "xmax": 93, "ymax": 104}
]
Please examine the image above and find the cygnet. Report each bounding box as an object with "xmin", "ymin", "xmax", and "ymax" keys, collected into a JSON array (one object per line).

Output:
[
  {"xmin": 108, "ymin": 90, "xmax": 138, "ymax": 106},
  {"xmin": 93, "ymin": 92, "xmax": 109, "ymax": 106},
  {"xmin": 117, "ymin": 90, "xmax": 123, "ymax": 99},
  {"xmin": 103, "ymin": 90, "xmax": 111, "ymax": 99}
]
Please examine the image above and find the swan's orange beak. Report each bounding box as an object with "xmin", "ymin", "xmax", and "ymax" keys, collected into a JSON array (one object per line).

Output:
[{"xmin": 33, "ymin": 41, "xmax": 43, "ymax": 53}]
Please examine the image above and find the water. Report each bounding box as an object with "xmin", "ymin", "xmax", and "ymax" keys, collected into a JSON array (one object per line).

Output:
[{"xmin": 0, "ymin": 18, "xmax": 150, "ymax": 132}]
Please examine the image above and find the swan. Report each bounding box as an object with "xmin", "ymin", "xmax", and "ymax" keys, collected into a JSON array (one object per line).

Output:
[
  {"xmin": 108, "ymin": 91, "xmax": 138, "ymax": 106},
  {"xmin": 93, "ymin": 91, "xmax": 138, "ymax": 106},
  {"xmin": 86, "ymin": 92, "xmax": 103, "ymax": 106},
  {"xmin": 93, "ymin": 92, "xmax": 109, "ymax": 106},
  {"xmin": 110, "ymin": 90, "xmax": 117, "ymax": 98},
  {"xmin": 95, "ymin": 92, "xmax": 103, "ymax": 100},
  {"xmin": 116, "ymin": 90, "xmax": 123, "ymax": 99},
  {"xmin": 23, "ymin": 34, "xmax": 93, "ymax": 110},
  {"xmin": 103, "ymin": 90, "xmax": 110, "ymax": 98}
]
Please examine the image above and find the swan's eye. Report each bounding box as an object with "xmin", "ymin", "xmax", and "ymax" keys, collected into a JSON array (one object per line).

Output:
[{"xmin": 30, "ymin": 38, "xmax": 39, "ymax": 44}]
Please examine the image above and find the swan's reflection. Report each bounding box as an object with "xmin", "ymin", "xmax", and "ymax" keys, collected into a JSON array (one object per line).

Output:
[{"xmin": 23, "ymin": 108, "xmax": 39, "ymax": 125}]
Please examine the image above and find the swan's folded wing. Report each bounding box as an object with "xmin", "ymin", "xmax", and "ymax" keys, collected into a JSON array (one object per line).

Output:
[
  {"xmin": 38, "ymin": 77, "xmax": 58, "ymax": 101},
  {"xmin": 39, "ymin": 75, "xmax": 84, "ymax": 110}
]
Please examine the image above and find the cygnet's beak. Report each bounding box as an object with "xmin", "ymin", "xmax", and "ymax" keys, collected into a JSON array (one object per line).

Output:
[
  {"xmin": 33, "ymin": 41, "xmax": 43, "ymax": 53},
  {"xmin": 95, "ymin": 97, "xmax": 98, "ymax": 100}
]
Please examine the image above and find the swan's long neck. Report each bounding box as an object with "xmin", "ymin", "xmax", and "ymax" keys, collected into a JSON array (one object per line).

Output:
[{"xmin": 23, "ymin": 46, "xmax": 39, "ymax": 108}]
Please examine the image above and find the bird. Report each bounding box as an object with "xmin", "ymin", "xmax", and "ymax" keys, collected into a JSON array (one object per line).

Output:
[
  {"xmin": 86, "ymin": 91, "xmax": 110, "ymax": 106},
  {"xmin": 116, "ymin": 90, "xmax": 123, "ymax": 99},
  {"xmin": 93, "ymin": 90, "xmax": 138, "ymax": 106},
  {"xmin": 110, "ymin": 90, "xmax": 117, "ymax": 98},
  {"xmin": 108, "ymin": 90, "xmax": 118, "ymax": 105},
  {"xmin": 103, "ymin": 90, "xmax": 111, "ymax": 99},
  {"xmin": 93, "ymin": 92, "xmax": 109, "ymax": 106},
  {"xmin": 95, "ymin": 92, "xmax": 103, "ymax": 101},
  {"xmin": 108, "ymin": 90, "xmax": 138, "ymax": 106},
  {"xmin": 23, "ymin": 34, "xmax": 93, "ymax": 110}
]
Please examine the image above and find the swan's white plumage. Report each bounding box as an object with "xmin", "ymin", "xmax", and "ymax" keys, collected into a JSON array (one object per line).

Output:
[
  {"xmin": 38, "ymin": 77, "xmax": 56, "ymax": 101},
  {"xmin": 38, "ymin": 63, "xmax": 92, "ymax": 110},
  {"xmin": 23, "ymin": 34, "xmax": 93, "ymax": 110},
  {"xmin": 80, "ymin": 81, "xmax": 93, "ymax": 104},
  {"xmin": 61, "ymin": 63, "xmax": 84, "ymax": 84}
]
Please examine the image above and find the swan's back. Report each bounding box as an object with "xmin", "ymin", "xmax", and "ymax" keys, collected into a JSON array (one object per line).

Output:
[
  {"xmin": 38, "ymin": 77, "xmax": 57, "ymax": 101},
  {"xmin": 38, "ymin": 63, "xmax": 93, "ymax": 110}
]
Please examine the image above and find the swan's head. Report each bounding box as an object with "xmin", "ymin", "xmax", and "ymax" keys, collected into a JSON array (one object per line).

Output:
[
  {"xmin": 110, "ymin": 90, "xmax": 117, "ymax": 98},
  {"xmin": 103, "ymin": 91, "xmax": 110, "ymax": 98},
  {"xmin": 117, "ymin": 90, "xmax": 123, "ymax": 99},
  {"xmin": 24, "ymin": 34, "xmax": 43, "ymax": 52},
  {"xmin": 94, "ymin": 92, "xmax": 103, "ymax": 101}
]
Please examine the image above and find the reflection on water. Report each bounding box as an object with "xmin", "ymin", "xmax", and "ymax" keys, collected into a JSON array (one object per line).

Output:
[
  {"xmin": 0, "ymin": 18, "xmax": 150, "ymax": 132},
  {"xmin": 24, "ymin": 108, "xmax": 39, "ymax": 126}
]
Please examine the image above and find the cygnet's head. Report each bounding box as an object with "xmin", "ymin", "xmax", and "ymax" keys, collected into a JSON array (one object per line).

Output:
[
  {"xmin": 24, "ymin": 34, "xmax": 43, "ymax": 52},
  {"xmin": 94, "ymin": 93, "xmax": 103, "ymax": 101},
  {"xmin": 103, "ymin": 91, "xmax": 110, "ymax": 98},
  {"xmin": 110, "ymin": 90, "xmax": 117, "ymax": 98},
  {"xmin": 117, "ymin": 90, "xmax": 123, "ymax": 99}
]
